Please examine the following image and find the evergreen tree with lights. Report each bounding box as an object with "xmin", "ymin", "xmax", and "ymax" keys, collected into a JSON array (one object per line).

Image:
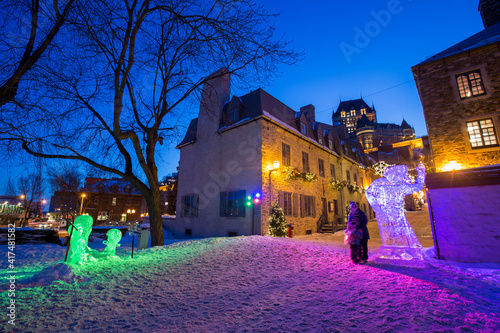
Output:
[{"xmin": 268, "ymin": 202, "xmax": 287, "ymax": 237}]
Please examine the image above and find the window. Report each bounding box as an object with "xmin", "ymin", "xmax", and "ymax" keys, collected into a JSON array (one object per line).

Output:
[
  {"xmin": 361, "ymin": 108, "xmax": 366, "ymax": 115},
  {"xmin": 466, "ymin": 118, "xmax": 498, "ymax": 148},
  {"xmin": 283, "ymin": 192, "xmax": 292, "ymax": 216},
  {"xmin": 318, "ymin": 159, "xmax": 325, "ymax": 178},
  {"xmin": 360, "ymin": 177, "xmax": 364, "ymax": 188},
  {"xmin": 350, "ymin": 110, "xmax": 356, "ymax": 116},
  {"xmin": 334, "ymin": 200, "xmax": 339, "ymax": 215},
  {"xmin": 341, "ymin": 111, "xmax": 346, "ymax": 118},
  {"xmin": 346, "ymin": 171, "xmax": 351, "ymax": 184},
  {"xmin": 318, "ymin": 135, "xmax": 323, "ymax": 144},
  {"xmin": 112, "ymin": 197, "xmax": 116, "ymax": 206},
  {"xmin": 324, "ymin": 130, "xmax": 328, "ymax": 137},
  {"xmin": 220, "ymin": 190, "xmax": 246, "ymax": 217},
  {"xmin": 300, "ymin": 123, "xmax": 307, "ymax": 135},
  {"xmin": 302, "ymin": 152, "xmax": 310, "ymax": 173},
  {"xmin": 282, "ymin": 143, "xmax": 291, "ymax": 167},
  {"xmin": 301, "ymin": 195, "xmax": 315, "ymax": 217},
  {"xmin": 353, "ymin": 174, "xmax": 358, "ymax": 185},
  {"xmin": 328, "ymin": 139, "xmax": 333, "ymax": 149},
  {"xmin": 229, "ymin": 107, "xmax": 239, "ymax": 123},
  {"xmin": 456, "ymin": 70, "xmax": 486, "ymax": 99},
  {"xmin": 330, "ymin": 164, "xmax": 336, "ymax": 180},
  {"xmin": 94, "ymin": 197, "xmax": 98, "ymax": 205},
  {"xmin": 182, "ymin": 194, "xmax": 199, "ymax": 217}
]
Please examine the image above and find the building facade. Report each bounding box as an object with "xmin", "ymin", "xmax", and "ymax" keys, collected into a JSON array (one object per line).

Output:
[
  {"xmin": 171, "ymin": 70, "xmax": 373, "ymax": 239},
  {"xmin": 333, "ymin": 99, "xmax": 416, "ymax": 150},
  {"xmin": 412, "ymin": 0, "xmax": 500, "ymax": 171},
  {"xmin": 83, "ymin": 178, "xmax": 144, "ymax": 224}
]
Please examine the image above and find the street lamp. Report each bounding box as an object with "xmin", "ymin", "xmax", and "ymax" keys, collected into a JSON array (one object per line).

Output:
[{"xmin": 80, "ymin": 193, "xmax": 86, "ymax": 215}]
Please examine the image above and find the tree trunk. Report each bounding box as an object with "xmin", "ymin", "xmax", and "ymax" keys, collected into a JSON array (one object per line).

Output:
[{"xmin": 146, "ymin": 186, "xmax": 164, "ymax": 247}]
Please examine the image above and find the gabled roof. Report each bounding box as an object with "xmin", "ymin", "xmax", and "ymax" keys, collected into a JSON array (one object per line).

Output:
[{"xmin": 416, "ymin": 21, "xmax": 500, "ymax": 66}]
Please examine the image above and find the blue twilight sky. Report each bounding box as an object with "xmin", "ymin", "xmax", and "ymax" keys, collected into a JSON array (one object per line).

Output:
[{"xmin": 0, "ymin": 0, "xmax": 486, "ymax": 193}]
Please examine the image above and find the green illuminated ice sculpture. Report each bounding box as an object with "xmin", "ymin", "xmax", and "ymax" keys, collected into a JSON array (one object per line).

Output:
[
  {"xmin": 67, "ymin": 215, "xmax": 94, "ymax": 264},
  {"xmin": 102, "ymin": 229, "xmax": 122, "ymax": 257}
]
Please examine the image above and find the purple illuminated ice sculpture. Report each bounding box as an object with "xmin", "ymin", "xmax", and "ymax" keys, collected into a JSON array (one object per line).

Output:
[{"xmin": 366, "ymin": 163, "xmax": 426, "ymax": 266}]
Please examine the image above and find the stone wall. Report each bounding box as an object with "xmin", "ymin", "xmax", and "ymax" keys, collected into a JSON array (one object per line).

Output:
[
  {"xmin": 412, "ymin": 42, "xmax": 500, "ymax": 172},
  {"xmin": 260, "ymin": 117, "xmax": 370, "ymax": 236}
]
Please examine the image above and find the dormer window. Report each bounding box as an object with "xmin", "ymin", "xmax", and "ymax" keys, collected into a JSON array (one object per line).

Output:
[
  {"xmin": 350, "ymin": 110, "xmax": 356, "ymax": 116},
  {"xmin": 300, "ymin": 122, "xmax": 307, "ymax": 135},
  {"xmin": 361, "ymin": 108, "xmax": 366, "ymax": 115},
  {"xmin": 341, "ymin": 111, "xmax": 346, "ymax": 118},
  {"xmin": 229, "ymin": 107, "xmax": 239, "ymax": 123},
  {"xmin": 456, "ymin": 70, "xmax": 486, "ymax": 99},
  {"xmin": 318, "ymin": 135, "xmax": 323, "ymax": 144},
  {"xmin": 328, "ymin": 139, "xmax": 333, "ymax": 149}
]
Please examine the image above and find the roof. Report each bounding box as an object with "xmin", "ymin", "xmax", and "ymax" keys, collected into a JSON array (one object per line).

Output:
[
  {"xmin": 416, "ymin": 21, "xmax": 500, "ymax": 66},
  {"xmin": 177, "ymin": 88, "xmax": 371, "ymax": 167},
  {"xmin": 334, "ymin": 99, "xmax": 373, "ymax": 115},
  {"xmin": 84, "ymin": 178, "xmax": 141, "ymax": 195},
  {"xmin": 176, "ymin": 118, "xmax": 198, "ymax": 148}
]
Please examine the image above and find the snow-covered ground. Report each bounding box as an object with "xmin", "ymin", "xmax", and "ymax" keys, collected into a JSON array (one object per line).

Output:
[{"xmin": 1, "ymin": 208, "xmax": 499, "ymax": 332}]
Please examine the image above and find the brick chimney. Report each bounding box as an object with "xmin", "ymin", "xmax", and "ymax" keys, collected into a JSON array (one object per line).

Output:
[
  {"xmin": 479, "ymin": 0, "xmax": 500, "ymax": 29},
  {"xmin": 300, "ymin": 104, "xmax": 315, "ymax": 123}
]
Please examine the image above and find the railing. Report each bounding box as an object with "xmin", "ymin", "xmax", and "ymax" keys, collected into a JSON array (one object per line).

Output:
[{"xmin": 316, "ymin": 215, "xmax": 324, "ymax": 234}]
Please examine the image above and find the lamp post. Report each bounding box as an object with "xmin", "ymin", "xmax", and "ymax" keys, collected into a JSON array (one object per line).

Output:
[{"xmin": 79, "ymin": 194, "xmax": 86, "ymax": 215}]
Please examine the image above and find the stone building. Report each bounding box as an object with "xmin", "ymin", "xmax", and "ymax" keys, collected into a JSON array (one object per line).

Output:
[
  {"xmin": 171, "ymin": 70, "xmax": 373, "ymax": 239},
  {"xmin": 332, "ymin": 99, "xmax": 416, "ymax": 150},
  {"xmin": 412, "ymin": 0, "xmax": 500, "ymax": 171}
]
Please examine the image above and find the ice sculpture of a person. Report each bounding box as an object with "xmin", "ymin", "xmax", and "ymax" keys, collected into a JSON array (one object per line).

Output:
[
  {"xmin": 67, "ymin": 215, "xmax": 95, "ymax": 264},
  {"xmin": 102, "ymin": 229, "xmax": 122, "ymax": 257},
  {"xmin": 365, "ymin": 163, "xmax": 426, "ymax": 264}
]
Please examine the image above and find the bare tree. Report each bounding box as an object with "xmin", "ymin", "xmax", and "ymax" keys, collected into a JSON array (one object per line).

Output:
[
  {"xmin": 0, "ymin": 0, "xmax": 75, "ymax": 107},
  {"xmin": 17, "ymin": 173, "xmax": 44, "ymax": 227},
  {"xmin": 47, "ymin": 162, "xmax": 85, "ymax": 221},
  {"xmin": 0, "ymin": 0, "xmax": 301, "ymax": 246}
]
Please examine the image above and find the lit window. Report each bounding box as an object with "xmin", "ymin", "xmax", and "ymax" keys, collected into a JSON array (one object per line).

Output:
[
  {"xmin": 341, "ymin": 111, "xmax": 346, "ymax": 118},
  {"xmin": 466, "ymin": 118, "xmax": 498, "ymax": 148},
  {"xmin": 112, "ymin": 197, "xmax": 116, "ymax": 206},
  {"xmin": 456, "ymin": 70, "xmax": 486, "ymax": 99},
  {"xmin": 350, "ymin": 110, "xmax": 356, "ymax": 116},
  {"xmin": 300, "ymin": 123, "xmax": 307, "ymax": 135},
  {"xmin": 361, "ymin": 108, "xmax": 366, "ymax": 115}
]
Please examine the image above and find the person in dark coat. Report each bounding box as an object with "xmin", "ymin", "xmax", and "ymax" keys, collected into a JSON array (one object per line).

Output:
[
  {"xmin": 346, "ymin": 201, "xmax": 369, "ymax": 264},
  {"xmin": 357, "ymin": 204, "xmax": 370, "ymax": 263}
]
